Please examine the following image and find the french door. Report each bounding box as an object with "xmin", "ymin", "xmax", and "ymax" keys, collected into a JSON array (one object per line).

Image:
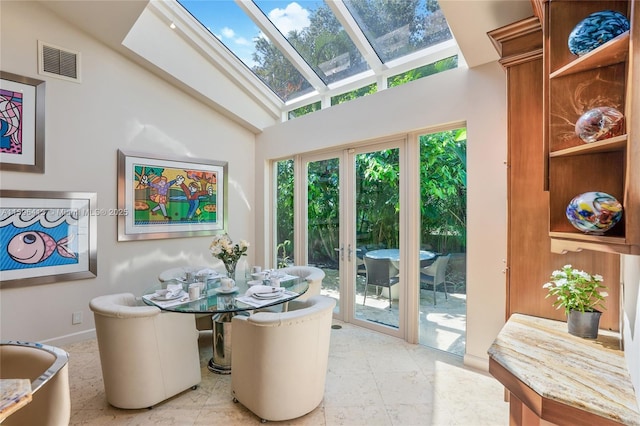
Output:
[{"xmin": 300, "ymin": 138, "xmax": 407, "ymax": 338}]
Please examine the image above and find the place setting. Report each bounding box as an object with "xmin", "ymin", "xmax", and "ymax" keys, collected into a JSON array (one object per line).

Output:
[
  {"xmin": 235, "ymin": 284, "xmax": 297, "ymax": 308},
  {"xmin": 142, "ymin": 283, "xmax": 189, "ymax": 307}
]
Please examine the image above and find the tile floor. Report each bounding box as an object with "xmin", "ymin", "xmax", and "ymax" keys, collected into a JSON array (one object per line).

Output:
[{"xmin": 64, "ymin": 321, "xmax": 508, "ymax": 425}]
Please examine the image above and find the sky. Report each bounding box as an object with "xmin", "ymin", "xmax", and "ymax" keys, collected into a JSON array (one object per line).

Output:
[{"xmin": 179, "ymin": 1, "xmax": 321, "ymax": 67}]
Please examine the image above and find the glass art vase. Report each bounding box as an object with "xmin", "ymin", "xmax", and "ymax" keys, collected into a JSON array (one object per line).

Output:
[{"xmin": 224, "ymin": 261, "xmax": 237, "ymax": 279}]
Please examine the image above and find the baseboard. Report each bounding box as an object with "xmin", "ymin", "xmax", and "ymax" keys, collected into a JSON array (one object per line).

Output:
[
  {"xmin": 464, "ymin": 353, "xmax": 489, "ymax": 371},
  {"xmin": 41, "ymin": 328, "xmax": 96, "ymax": 347}
]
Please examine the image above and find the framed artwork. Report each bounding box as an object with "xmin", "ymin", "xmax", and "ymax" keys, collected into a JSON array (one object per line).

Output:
[
  {"xmin": 117, "ymin": 150, "xmax": 228, "ymax": 241},
  {"xmin": 0, "ymin": 71, "xmax": 45, "ymax": 173},
  {"xmin": 0, "ymin": 190, "xmax": 97, "ymax": 288}
]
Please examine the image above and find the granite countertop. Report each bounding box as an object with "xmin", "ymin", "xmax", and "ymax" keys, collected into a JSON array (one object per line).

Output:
[
  {"xmin": 488, "ymin": 313, "xmax": 640, "ymax": 425},
  {"xmin": 0, "ymin": 379, "xmax": 32, "ymax": 422}
]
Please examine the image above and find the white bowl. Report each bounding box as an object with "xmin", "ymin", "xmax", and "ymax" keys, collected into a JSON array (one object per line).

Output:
[
  {"xmin": 251, "ymin": 272, "xmax": 267, "ymax": 280},
  {"xmin": 156, "ymin": 289, "xmax": 169, "ymax": 297}
]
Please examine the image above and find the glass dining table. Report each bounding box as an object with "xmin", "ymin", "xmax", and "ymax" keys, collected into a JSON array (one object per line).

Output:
[{"xmin": 142, "ymin": 274, "xmax": 309, "ymax": 374}]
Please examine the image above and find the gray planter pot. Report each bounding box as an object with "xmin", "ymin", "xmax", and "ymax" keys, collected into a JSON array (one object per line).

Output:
[{"xmin": 567, "ymin": 310, "xmax": 602, "ymax": 339}]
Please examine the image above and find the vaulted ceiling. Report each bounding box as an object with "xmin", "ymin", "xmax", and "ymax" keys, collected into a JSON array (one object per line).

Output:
[{"xmin": 40, "ymin": 0, "xmax": 534, "ymax": 131}]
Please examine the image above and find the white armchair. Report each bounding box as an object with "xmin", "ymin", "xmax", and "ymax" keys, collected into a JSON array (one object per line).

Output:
[
  {"xmin": 277, "ymin": 265, "xmax": 325, "ymax": 301},
  {"xmin": 0, "ymin": 340, "xmax": 70, "ymax": 426},
  {"xmin": 89, "ymin": 293, "xmax": 201, "ymax": 409},
  {"xmin": 231, "ymin": 295, "xmax": 336, "ymax": 422}
]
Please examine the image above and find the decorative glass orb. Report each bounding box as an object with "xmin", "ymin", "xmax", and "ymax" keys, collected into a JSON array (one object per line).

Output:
[
  {"xmin": 568, "ymin": 10, "xmax": 629, "ymax": 56},
  {"xmin": 575, "ymin": 107, "xmax": 624, "ymax": 143},
  {"xmin": 566, "ymin": 191, "xmax": 623, "ymax": 233}
]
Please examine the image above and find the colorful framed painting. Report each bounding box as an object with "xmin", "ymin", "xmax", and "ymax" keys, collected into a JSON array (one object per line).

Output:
[
  {"xmin": 0, "ymin": 71, "xmax": 45, "ymax": 173},
  {"xmin": 117, "ymin": 150, "xmax": 228, "ymax": 241},
  {"xmin": 0, "ymin": 190, "xmax": 97, "ymax": 288}
]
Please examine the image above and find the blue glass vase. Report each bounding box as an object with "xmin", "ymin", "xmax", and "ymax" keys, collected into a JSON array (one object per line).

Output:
[{"xmin": 568, "ymin": 10, "xmax": 629, "ymax": 56}]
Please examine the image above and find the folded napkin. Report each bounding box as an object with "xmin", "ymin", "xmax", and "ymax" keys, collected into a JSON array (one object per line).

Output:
[
  {"xmin": 166, "ymin": 283, "xmax": 183, "ymax": 297},
  {"xmin": 245, "ymin": 285, "xmax": 284, "ymax": 297}
]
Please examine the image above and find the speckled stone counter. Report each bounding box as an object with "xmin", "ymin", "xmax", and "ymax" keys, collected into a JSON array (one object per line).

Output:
[{"xmin": 488, "ymin": 313, "xmax": 640, "ymax": 426}]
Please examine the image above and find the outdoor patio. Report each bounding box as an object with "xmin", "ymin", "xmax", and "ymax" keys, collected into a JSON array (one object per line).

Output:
[{"xmin": 320, "ymin": 268, "xmax": 466, "ymax": 357}]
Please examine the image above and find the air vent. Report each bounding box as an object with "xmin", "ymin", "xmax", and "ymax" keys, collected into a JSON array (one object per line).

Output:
[{"xmin": 38, "ymin": 41, "xmax": 81, "ymax": 83}]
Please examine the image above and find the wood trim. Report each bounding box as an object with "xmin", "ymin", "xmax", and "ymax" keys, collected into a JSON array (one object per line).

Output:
[
  {"xmin": 530, "ymin": 0, "xmax": 545, "ymax": 22},
  {"xmin": 487, "ymin": 16, "xmax": 542, "ymax": 68}
]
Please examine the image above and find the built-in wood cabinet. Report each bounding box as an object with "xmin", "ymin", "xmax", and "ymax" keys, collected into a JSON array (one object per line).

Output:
[
  {"xmin": 489, "ymin": 11, "xmax": 620, "ymax": 330},
  {"xmin": 541, "ymin": 0, "xmax": 639, "ymax": 255}
]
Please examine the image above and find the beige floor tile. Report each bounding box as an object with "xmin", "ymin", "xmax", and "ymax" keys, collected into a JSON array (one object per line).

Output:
[{"xmin": 63, "ymin": 323, "xmax": 507, "ymax": 426}]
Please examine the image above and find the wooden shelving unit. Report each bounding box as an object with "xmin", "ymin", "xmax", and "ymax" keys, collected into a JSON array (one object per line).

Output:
[{"xmin": 543, "ymin": 0, "xmax": 639, "ymax": 255}]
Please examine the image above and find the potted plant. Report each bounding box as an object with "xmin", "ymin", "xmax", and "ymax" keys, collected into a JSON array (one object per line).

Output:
[{"xmin": 542, "ymin": 264, "xmax": 608, "ymax": 338}]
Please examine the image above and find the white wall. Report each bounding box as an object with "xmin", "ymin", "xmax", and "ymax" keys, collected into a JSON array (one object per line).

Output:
[
  {"xmin": 0, "ymin": 1, "xmax": 255, "ymax": 345},
  {"xmin": 255, "ymin": 63, "xmax": 508, "ymax": 367}
]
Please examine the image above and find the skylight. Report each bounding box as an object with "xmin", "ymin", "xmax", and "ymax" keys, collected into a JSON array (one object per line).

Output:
[{"xmin": 177, "ymin": 0, "xmax": 457, "ymax": 114}]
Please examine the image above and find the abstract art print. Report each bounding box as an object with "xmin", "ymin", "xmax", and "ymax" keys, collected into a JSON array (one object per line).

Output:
[
  {"xmin": 0, "ymin": 190, "xmax": 97, "ymax": 288},
  {"xmin": 0, "ymin": 72, "xmax": 45, "ymax": 173},
  {"xmin": 117, "ymin": 150, "xmax": 228, "ymax": 241}
]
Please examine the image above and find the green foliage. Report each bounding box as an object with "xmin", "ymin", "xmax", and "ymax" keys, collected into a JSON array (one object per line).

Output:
[
  {"xmin": 388, "ymin": 56, "xmax": 458, "ymax": 87},
  {"xmin": 251, "ymin": 0, "xmax": 452, "ymax": 102},
  {"xmin": 307, "ymin": 158, "xmax": 340, "ymax": 263},
  {"xmin": 355, "ymin": 149, "xmax": 400, "ymax": 248},
  {"xmin": 275, "ymin": 129, "xmax": 467, "ymax": 266},
  {"xmin": 276, "ymin": 240, "xmax": 292, "ymax": 268},
  {"xmin": 288, "ymin": 101, "xmax": 322, "ymax": 120},
  {"xmin": 331, "ymin": 83, "xmax": 377, "ymax": 106},
  {"xmin": 543, "ymin": 265, "xmax": 609, "ymax": 315},
  {"xmin": 419, "ymin": 128, "xmax": 466, "ymax": 252},
  {"xmin": 275, "ymin": 160, "xmax": 295, "ymax": 262}
]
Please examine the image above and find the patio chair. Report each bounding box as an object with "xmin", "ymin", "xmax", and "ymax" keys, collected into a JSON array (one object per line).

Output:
[
  {"xmin": 420, "ymin": 254, "xmax": 451, "ymax": 305},
  {"xmin": 363, "ymin": 255, "xmax": 399, "ymax": 309}
]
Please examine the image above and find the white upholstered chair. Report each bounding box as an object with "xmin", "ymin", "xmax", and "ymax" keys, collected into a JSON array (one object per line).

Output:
[
  {"xmin": 231, "ymin": 295, "xmax": 336, "ymax": 422},
  {"xmin": 277, "ymin": 265, "xmax": 325, "ymax": 301},
  {"xmin": 89, "ymin": 293, "xmax": 201, "ymax": 409},
  {"xmin": 0, "ymin": 341, "xmax": 70, "ymax": 426}
]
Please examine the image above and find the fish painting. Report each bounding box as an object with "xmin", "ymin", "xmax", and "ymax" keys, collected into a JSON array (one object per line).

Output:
[{"xmin": 7, "ymin": 231, "xmax": 77, "ymax": 265}]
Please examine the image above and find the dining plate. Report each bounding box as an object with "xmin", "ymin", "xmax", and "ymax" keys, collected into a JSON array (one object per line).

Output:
[
  {"xmin": 152, "ymin": 291, "xmax": 185, "ymax": 301},
  {"xmin": 215, "ymin": 286, "xmax": 239, "ymax": 294},
  {"xmin": 253, "ymin": 290, "xmax": 284, "ymax": 299}
]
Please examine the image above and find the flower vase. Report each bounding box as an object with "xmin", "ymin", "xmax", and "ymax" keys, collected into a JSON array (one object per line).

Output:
[
  {"xmin": 567, "ymin": 310, "xmax": 602, "ymax": 339},
  {"xmin": 224, "ymin": 262, "xmax": 237, "ymax": 280}
]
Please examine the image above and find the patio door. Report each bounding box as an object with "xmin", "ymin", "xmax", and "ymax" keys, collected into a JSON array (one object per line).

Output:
[{"xmin": 302, "ymin": 138, "xmax": 405, "ymax": 338}]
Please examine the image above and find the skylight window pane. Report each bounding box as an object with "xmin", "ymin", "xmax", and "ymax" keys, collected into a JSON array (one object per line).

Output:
[
  {"xmin": 253, "ymin": 0, "xmax": 370, "ymax": 85},
  {"xmin": 179, "ymin": 0, "xmax": 313, "ymax": 101},
  {"xmin": 343, "ymin": 0, "xmax": 452, "ymax": 63}
]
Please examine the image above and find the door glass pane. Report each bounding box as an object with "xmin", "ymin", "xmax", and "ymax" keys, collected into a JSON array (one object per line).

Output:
[
  {"xmin": 307, "ymin": 158, "xmax": 340, "ymax": 313},
  {"xmin": 354, "ymin": 148, "xmax": 400, "ymax": 328},
  {"xmin": 275, "ymin": 159, "xmax": 294, "ymax": 267},
  {"xmin": 419, "ymin": 128, "xmax": 467, "ymax": 356}
]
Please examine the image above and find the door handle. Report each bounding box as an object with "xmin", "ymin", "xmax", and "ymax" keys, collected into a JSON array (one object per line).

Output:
[{"xmin": 347, "ymin": 244, "xmax": 353, "ymax": 262}]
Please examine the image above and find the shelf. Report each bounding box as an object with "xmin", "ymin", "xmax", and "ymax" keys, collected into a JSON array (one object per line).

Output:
[
  {"xmin": 550, "ymin": 236, "xmax": 639, "ymax": 255},
  {"xmin": 549, "ymin": 135, "xmax": 627, "ymax": 157},
  {"xmin": 550, "ymin": 31, "xmax": 629, "ymax": 79}
]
